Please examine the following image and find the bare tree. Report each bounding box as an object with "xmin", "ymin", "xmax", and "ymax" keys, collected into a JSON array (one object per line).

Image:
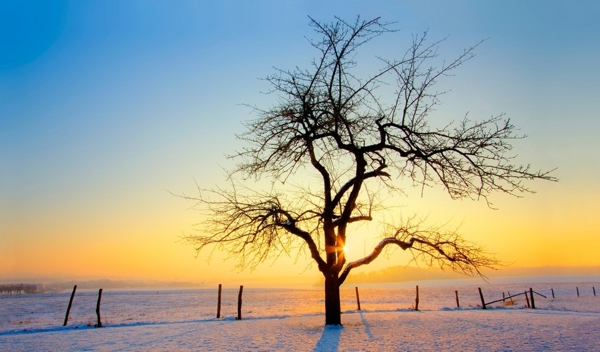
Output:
[{"xmin": 182, "ymin": 16, "xmax": 556, "ymax": 325}]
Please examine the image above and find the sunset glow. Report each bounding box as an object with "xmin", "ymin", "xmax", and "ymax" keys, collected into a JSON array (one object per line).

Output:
[{"xmin": 2, "ymin": 1, "xmax": 600, "ymax": 286}]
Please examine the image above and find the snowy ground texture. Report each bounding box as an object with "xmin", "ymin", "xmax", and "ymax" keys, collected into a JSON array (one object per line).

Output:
[{"xmin": 1, "ymin": 279, "xmax": 599, "ymax": 351}]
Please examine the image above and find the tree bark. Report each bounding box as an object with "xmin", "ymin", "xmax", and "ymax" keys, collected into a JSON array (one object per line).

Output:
[{"xmin": 324, "ymin": 272, "xmax": 342, "ymax": 325}]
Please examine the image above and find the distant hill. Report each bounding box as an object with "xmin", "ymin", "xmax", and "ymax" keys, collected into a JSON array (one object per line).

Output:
[{"xmin": 339, "ymin": 265, "xmax": 600, "ymax": 285}]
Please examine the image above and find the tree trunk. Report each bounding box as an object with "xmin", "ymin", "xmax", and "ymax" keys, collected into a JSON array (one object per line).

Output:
[{"xmin": 324, "ymin": 272, "xmax": 342, "ymax": 325}]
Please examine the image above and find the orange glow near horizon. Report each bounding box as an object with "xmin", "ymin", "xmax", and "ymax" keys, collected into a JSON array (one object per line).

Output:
[{"xmin": 3, "ymin": 178, "xmax": 600, "ymax": 284}]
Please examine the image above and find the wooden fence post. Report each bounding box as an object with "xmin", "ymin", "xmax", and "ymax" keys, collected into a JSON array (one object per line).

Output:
[
  {"xmin": 355, "ymin": 287, "xmax": 361, "ymax": 311},
  {"xmin": 576, "ymin": 287, "xmax": 580, "ymax": 297},
  {"xmin": 551, "ymin": 288, "xmax": 555, "ymax": 298},
  {"xmin": 95, "ymin": 289, "xmax": 103, "ymax": 327},
  {"xmin": 455, "ymin": 290, "xmax": 460, "ymax": 308},
  {"xmin": 478, "ymin": 287, "xmax": 486, "ymax": 310},
  {"xmin": 594, "ymin": 287, "xmax": 596, "ymax": 297},
  {"xmin": 502, "ymin": 292, "xmax": 505, "ymax": 303},
  {"xmin": 216, "ymin": 284, "xmax": 222, "ymax": 319},
  {"xmin": 415, "ymin": 285, "xmax": 419, "ymax": 311},
  {"xmin": 525, "ymin": 291, "xmax": 530, "ymax": 308},
  {"xmin": 236, "ymin": 285, "xmax": 244, "ymax": 320},
  {"xmin": 529, "ymin": 288, "xmax": 535, "ymax": 309},
  {"xmin": 63, "ymin": 285, "xmax": 77, "ymax": 326}
]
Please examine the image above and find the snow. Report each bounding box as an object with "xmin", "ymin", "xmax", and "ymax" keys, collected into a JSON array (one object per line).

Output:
[{"xmin": 1, "ymin": 279, "xmax": 599, "ymax": 351}]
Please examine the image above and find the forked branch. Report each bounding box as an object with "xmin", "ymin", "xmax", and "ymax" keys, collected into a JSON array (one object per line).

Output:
[{"xmin": 179, "ymin": 183, "xmax": 327, "ymax": 272}]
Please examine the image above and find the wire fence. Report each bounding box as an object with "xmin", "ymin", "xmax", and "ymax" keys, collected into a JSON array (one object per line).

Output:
[{"xmin": 1, "ymin": 281, "xmax": 598, "ymax": 331}]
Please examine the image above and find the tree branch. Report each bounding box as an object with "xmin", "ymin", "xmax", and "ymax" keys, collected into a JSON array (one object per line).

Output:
[{"xmin": 338, "ymin": 219, "xmax": 499, "ymax": 285}]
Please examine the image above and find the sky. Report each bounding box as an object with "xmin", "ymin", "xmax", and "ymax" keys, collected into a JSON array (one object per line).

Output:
[{"xmin": 1, "ymin": 0, "xmax": 600, "ymax": 286}]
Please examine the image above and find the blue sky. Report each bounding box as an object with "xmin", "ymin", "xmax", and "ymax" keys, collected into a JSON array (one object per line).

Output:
[{"xmin": 1, "ymin": 1, "xmax": 600, "ymax": 282}]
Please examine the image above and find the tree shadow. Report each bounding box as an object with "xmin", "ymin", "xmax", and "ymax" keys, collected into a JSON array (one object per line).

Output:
[
  {"xmin": 359, "ymin": 312, "xmax": 374, "ymax": 340},
  {"xmin": 313, "ymin": 325, "xmax": 342, "ymax": 352}
]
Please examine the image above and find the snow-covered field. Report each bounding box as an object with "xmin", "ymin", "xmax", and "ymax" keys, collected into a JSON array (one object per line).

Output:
[{"xmin": 1, "ymin": 278, "xmax": 599, "ymax": 351}]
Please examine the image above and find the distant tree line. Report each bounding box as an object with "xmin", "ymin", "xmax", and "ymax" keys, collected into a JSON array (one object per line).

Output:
[{"xmin": 0, "ymin": 284, "xmax": 41, "ymax": 295}]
